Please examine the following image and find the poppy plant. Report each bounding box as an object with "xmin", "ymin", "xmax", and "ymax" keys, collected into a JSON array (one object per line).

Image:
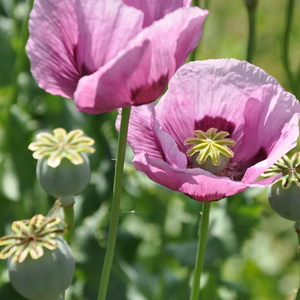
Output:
[
  {"xmin": 121, "ymin": 59, "xmax": 300, "ymax": 202},
  {"xmin": 26, "ymin": 0, "xmax": 208, "ymax": 114}
]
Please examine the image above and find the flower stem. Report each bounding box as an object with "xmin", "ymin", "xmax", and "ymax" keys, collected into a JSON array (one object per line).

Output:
[
  {"xmin": 294, "ymin": 221, "xmax": 300, "ymax": 300},
  {"xmin": 190, "ymin": 0, "xmax": 209, "ymax": 62},
  {"xmin": 283, "ymin": 0, "xmax": 297, "ymax": 96},
  {"xmin": 63, "ymin": 205, "xmax": 75, "ymax": 245},
  {"xmin": 245, "ymin": 2, "xmax": 257, "ymax": 63},
  {"xmin": 0, "ymin": 0, "xmax": 33, "ymax": 192},
  {"xmin": 298, "ymin": 233, "xmax": 300, "ymax": 290},
  {"xmin": 193, "ymin": 0, "xmax": 200, "ymax": 8},
  {"xmin": 189, "ymin": 202, "xmax": 211, "ymax": 300},
  {"xmin": 97, "ymin": 106, "xmax": 131, "ymax": 300},
  {"xmin": 204, "ymin": 0, "xmax": 210, "ymax": 9}
]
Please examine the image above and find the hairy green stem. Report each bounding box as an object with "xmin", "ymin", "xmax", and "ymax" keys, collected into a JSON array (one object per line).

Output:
[
  {"xmin": 204, "ymin": 0, "xmax": 210, "ymax": 9},
  {"xmin": 298, "ymin": 233, "xmax": 300, "ymax": 290},
  {"xmin": 283, "ymin": 0, "xmax": 297, "ymax": 96},
  {"xmin": 246, "ymin": 3, "xmax": 257, "ymax": 62},
  {"xmin": 63, "ymin": 204, "xmax": 75, "ymax": 245},
  {"xmin": 190, "ymin": 0, "xmax": 209, "ymax": 62},
  {"xmin": 189, "ymin": 202, "xmax": 211, "ymax": 300},
  {"xmin": 294, "ymin": 221, "xmax": 300, "ymax": 300},
  {"xmin": 0, "ymin": 0, "xmax": 33, "ymax": 191},
  {"xmin": 194, "ymin": 0, "xmax": 200, "ymax": 7},
  {"xmin": 190, "ymin": 0, "xmax": 200, "ymax": 60},
  {"xmin": 97, "ymin": 107, "xmax": 131, "ymax": 300}
]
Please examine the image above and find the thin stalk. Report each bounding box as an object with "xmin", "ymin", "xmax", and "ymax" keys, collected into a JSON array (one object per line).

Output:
[
  {"xmin": 246, "ymin": 3, "xmax": 257, "ymax": 63},
  {"xmin": 294, "ymin": 221, "xmax": 300, "ymax": 300},
  {"xmin": 153, "ymin": 200, "xmax": 168, "ymax": 300},
  {"xmin": 194, "ymin": 0, "xmax": 200, "ymax": 7},
  {"xmin": 97, "ymin": 107, "xmax": 131, "ymax": 300},
  {"xmin": 190, "ymin": 0, "xmax": 209, "ymax": 62},
  {"xmin": 189, "ymin": 202, "xmax": 211, "ymax": 300},
  {"xmin": 204, "ymin": 0, "xmax": 210, "ymax": 9},
  {"xmin": 283, "ymin": 0, "xmax": 297, "ymax": 95},
  {"xmin": 0, "ymin": 0, "xmax": 33, "ymax": 190},
  {"xmin": 2, "ymin": 0, "xmax": 33, "ymax": 133},
  {"xmin": 298, "ymin": 233, "xmax": 300, "ymax": 289},
  {"xmin": 190, "ymin": 0, "xmax": 200, "ymax": 62},
  {"xmin": 63, "ymin": 206, "xmax": 75, "ymax": 245}
]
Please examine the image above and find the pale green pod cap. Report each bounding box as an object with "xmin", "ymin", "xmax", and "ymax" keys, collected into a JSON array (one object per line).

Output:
[
  {"xmin": 29, "ymin": 128, "xmax": 95, "ymax": 200},
  {"xmin": 262, "ymin": 152, "xmax": 300, "ymax": 189},
  {"xmin": 0, "ymin": 215, "xmax": 64, "ymax": 263},
  {"xmin": 28, "ymin": 128, "xmax": 95, "ymax": 168},
  {"xmin": 264, "ymin": 152, "xmax": 300, "ymax": 221},
  {"xmin": 0, "ymin": 216, "xmax": 74, "ymax": 300},
  {"xmin": 184, "ymin": 128, "xmax": 236, "ymax": 174}
]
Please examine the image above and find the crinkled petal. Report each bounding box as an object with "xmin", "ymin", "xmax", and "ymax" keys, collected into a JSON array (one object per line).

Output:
[
  {"xmin": 75, "ymin": 0, "xmax": 143, "ymax": 74},
  {"xmin": 26, "ymin": 0, "xmax": 80, "ymax": 98},
  {"xmin": 133, "ymin": 7, "xmax": 208, "ymax": 105},
  {"xmin": 133, "ymin": 152, "xmax": 279, "ymax": 202},
  {"xmin": 117, "ymin": 104, "xmax": 187, "ymax": 168},
  {"xmin": 124, "ymin": 0, "xmax": 192, "ymax": 27},
  {"xmin": 155, "ymin": 59, "xmax": 279, "ymax": 153},
  {"xmin": 75, "ymin": 7, "xmax": 208, "ymax": 113},
  {"xmin": 27, "ymin": 0, "xmax": 143, "ymax": 99},
  {"xmin": 75, "ymin": 40, "xmax": 152, "ymax": 113},
  {"xmin": 116, "ymin": 104, "xmax": 164, "ymax": 160},
  {"xmin": 238, "ymin": 85, "xmax": 300, "ymax": 183},
  {"xmin": 153, "ymin": 123, "xmax": 187, "ymax": 168}
]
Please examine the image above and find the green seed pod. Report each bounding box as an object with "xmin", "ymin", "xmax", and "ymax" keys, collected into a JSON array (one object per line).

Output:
[
  {"xmin": 191, "ymin": 154, "xmax": 230, "ymax": 174},
  {"xmin": 264, "ymin": 153, "xmax": 300, "ymax": 221},
  {"xmin": 28, "ymin": 128, "xmax": 95, "ymax": 204},
  {"xmin": 8, "ymin": 237, "xmax": 74, "ymax": 300},
  {"xmin": 37, "ymin": 153, "xmax": 91, "ymax": 202},
  {"xmin": 268, "ymin": 181, "xmax": 300, "ymax": 221}
]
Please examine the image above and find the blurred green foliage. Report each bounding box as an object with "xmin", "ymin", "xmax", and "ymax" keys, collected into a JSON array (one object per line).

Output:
[{"xmin": 0, "ymin": 0, "xmax": 300, "ymax": 299}]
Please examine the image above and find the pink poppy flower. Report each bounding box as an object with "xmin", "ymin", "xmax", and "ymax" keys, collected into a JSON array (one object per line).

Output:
[
  {"xmin": 119, "ymin": 59, "xmax": 300, "ymax": 202},
  {"xmin": 26, "ymin": 0, "xmax": 207, "ymax": 114}
]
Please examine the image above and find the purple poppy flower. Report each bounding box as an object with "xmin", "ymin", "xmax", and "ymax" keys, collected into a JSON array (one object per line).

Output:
[
  {"xmin": 26, "ymin": 0, "xmax": 207, "ymax": 114},
  {"xmin": 118, "ymin": 59, "xmax": 300, "ymax": 202}
]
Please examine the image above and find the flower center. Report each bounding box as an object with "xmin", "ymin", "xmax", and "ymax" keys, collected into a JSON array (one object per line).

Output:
[
  {"xmin": 184, "ymin": 128, "xmax": 236, "ymax": 174},
  {"xmin": 263, "ymin": 152, "xmax": 300, "ymax": 189}
]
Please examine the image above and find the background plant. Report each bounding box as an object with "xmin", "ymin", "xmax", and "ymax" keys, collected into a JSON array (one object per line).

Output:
[{"xmin": 0, "ymin": 0, "xmax": 300, "ymax": 299}]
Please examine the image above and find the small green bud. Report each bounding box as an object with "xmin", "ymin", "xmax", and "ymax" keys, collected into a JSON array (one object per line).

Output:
[
  {"xmin": 268, "ymin": 181, "xmax": 300, "ymax": 221},
  {"xmin": 8, "ymin": 237, "xmax": 74, "ymax": 300},
  {"xmin": 37, "ymin": 153, "xmax": 91, "ymax": 203}
]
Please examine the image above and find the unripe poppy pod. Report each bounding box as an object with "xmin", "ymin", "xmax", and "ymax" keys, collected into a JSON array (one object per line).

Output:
[
  {"xmin": 268, "ymin": 182, "xmax": 300, "ymax": 221},
  {"xmin": 264, "ymin": 153, "xmax": 300, "ymax": 221},
  {"xmin": 37, "ymin": 154, "xmax": 91, "ymax": 205},
  {"xmin": 28, "ymin": 128, "xmax": 95, "ymax": 205},
  {"xmin": 0, "ymin": 215, "xmax": 74, "ymax": 300},
  {"xmin": 8, "ymin": 237, "xmax": 74, "ymax": 300}
]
